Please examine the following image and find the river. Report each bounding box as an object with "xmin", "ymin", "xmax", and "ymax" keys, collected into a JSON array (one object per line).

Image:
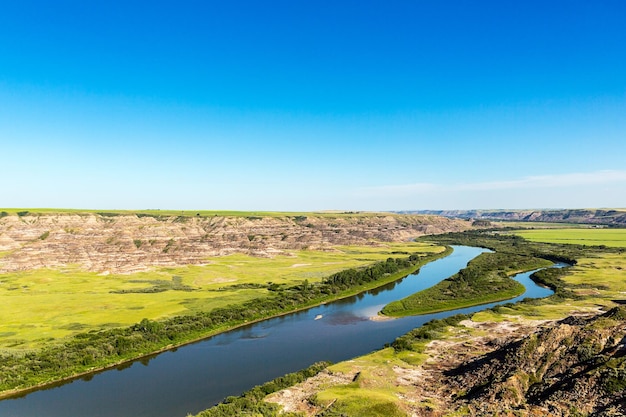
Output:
[{"xmin": 0, "ymin": 246, "xmax": 557, "ymax": 417}]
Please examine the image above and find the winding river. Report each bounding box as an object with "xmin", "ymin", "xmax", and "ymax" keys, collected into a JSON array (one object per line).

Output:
[{"xmin": 0, "ymin": 246, "xmax": 557, "ymax": 417}]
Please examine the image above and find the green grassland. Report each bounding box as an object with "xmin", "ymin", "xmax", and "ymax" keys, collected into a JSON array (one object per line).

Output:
[
  {"xmin": 263, "ymin": 229, "xmax": 626, "ymax": 416},
  {"xmin": 493, "ymin": 221, "xmax": 600, "ymax": 229},
  {"xmin": 0, "ymin": 208, "xmax": 389, "ymax": 218},
  {"xmin": 0, "ymin": 242, "xmax": 442, "ymax": 351},
  {"xmin": 514, "ymin": 228, "xmax": 626, "ymax": 247},
  {"xmin": 473, "ymin": 251, "xmax": 626, "ymax": 322}
]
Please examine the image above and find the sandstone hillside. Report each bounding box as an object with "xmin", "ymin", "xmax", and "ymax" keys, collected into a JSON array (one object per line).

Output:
[{"xmin": 0, "ymin": 212, "xmax": 470, "ymax": 274}]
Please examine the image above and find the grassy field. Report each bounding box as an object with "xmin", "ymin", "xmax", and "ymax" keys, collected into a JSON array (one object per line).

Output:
[
  {"xmin": 0, "ymin": 242, "xmax": 442, "ymax": 351},
  {"xmin": 473, "ymin": 250, "xmax": 626, "ymax": 322},
  {"xmin": 493, "ymin": 221, "xmax": 595, "ymax": 229},
  {"xmin": 513, "ymin": 228, "xmax": 626, "ymax": 247},
  {"xmin": 0, "ymin": 208, "xmax": 390, "ymax": 218}
]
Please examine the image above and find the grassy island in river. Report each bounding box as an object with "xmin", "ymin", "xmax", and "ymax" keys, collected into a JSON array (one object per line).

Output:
[{"xmin": 381, "ymin": 251, "xmax": 552, "ymax": 317}]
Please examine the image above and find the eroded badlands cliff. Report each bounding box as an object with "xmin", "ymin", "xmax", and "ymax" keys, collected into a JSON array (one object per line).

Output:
[{"xmin": 0, "ymin": 212, "xmax": 470, "ymax": 274}]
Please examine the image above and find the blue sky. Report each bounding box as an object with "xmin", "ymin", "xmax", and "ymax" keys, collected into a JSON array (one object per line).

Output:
[{"xmin": 1, "ymin": 0, "xmax": 625, "ymax": 211}]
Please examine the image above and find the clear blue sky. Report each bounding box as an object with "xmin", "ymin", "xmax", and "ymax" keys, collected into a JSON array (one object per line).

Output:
[{"xmin": 1, "ymin": 0, "xmax": 625, "ymax": 211}]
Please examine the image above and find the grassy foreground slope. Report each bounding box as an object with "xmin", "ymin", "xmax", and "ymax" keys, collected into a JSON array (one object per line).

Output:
[{"xmin": 247, "ymin": 228, "xmax": 626, "ymax": 417}]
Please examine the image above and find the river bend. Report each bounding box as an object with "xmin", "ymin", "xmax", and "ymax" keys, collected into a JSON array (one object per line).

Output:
[{"xmin": 0, "ymin": 246, "xmax": 556, "ymax": 417}]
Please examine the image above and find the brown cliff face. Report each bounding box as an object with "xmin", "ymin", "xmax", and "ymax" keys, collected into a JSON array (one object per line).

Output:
[
  {"xmin": 447, "ymin": 308, "xmax": 626, "ymax": 416},
  {"xmin": 0, "ymin": 213, "xmax": 469, "ymax": 274}
]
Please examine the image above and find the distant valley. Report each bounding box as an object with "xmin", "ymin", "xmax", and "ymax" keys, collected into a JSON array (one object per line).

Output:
[{"xmin": 403, "ymin": 208, "xmax": 626, "ymax": 226}]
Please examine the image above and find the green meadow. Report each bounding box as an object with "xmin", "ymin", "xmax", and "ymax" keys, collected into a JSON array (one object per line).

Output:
[
  {"xmin": 0, "ymin": 208, "xmax": 387, "ymax": 218},
  {"xmin": 471, "ymin": 228, "xmax": 626, "ymax": 322},
  {"xmin": 472, "ymin": 250, "xmax": 626, "ymax": 322},
  {"xmin": 0, "ymin": 242, "xmax": 442, "ymax": 351},
  {"xmin": 513, "ymin": 228, "xmax": 626, "ymax": 247},
  {"xmin": 493, "ymin": 221, "xmax": 590, "ymax": 229}
]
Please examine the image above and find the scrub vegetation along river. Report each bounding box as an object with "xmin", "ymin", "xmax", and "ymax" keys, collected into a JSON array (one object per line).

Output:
[
  {"xmin": 0, "ymin": 210, "xmax": 468, "ymax": 397},
  {"xmin": 202, "ymin": 227, "xmax": 626, "ymax": 417},
  {"xmin": 381, "ymin": 251, "xmax": 552, "ymax": 317}
]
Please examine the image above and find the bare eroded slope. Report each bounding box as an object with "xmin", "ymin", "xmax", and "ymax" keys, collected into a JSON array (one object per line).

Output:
[{"xmin": 0, "ymin": 213, "xmax": 470, "ymax": 274}]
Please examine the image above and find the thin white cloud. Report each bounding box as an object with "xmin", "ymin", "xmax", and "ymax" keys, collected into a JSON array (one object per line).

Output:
[
  {"xmin": 359, "ymin": 170, "xmax": 626, "ymax": 196},
  {"xmin": 456, "ymin": 170, "xmax": 626, "ymax": 191},
  {"xmin": 360, "ymin": 182, "xmax": 439, "ymax": 194}
]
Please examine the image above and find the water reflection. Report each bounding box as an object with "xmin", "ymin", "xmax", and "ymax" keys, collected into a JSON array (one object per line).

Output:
[{"xmin": 325, "ymin": 312, "xmax": 368, "ymax": 325}]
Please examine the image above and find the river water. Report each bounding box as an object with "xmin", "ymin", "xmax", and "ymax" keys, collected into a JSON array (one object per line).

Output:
[{"xmin": 0, "ymin": 246, "xmax": 556, "ymax": 417}]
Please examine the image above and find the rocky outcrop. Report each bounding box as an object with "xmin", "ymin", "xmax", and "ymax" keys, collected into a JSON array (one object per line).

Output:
[
  {"xmin": 0, "ymin": 212, "xmax": 469, "ymax": 274},
  {"xmin": 447, "ymin": 307, "xmax": 626, "ymax": 416}
]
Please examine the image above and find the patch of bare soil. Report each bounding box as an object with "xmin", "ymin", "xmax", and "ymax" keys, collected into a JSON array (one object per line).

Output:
[
  {"xmin": 265, "ymin": 370, "xmax": 357, "ymax": 415},
  {"xmin": 290, "ymin": 263, "xmax": 312, "ymax": 268},
  {"xmin": 369, "ymin": 313, "xmax": 396, "ymax": 322}
]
